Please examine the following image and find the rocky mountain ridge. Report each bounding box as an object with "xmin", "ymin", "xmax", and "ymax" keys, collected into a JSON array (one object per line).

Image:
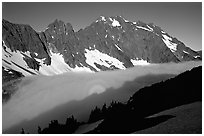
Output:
[{"xmin": 2, "ymin": 16, "xmax": 202, "ymax": 78}]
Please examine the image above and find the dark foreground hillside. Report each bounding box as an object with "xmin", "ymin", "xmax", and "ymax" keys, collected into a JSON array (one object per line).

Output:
[
  {"xmin": 87, "ymin": 66, "xmax": 202, "ymax": 134},
  {"xmin": 134, "ymin": 102, "xmax": 201, "ymax": 133},
  {"xmin": 20, "ymin": 66, "xmax": 202, "ymax": 134}
]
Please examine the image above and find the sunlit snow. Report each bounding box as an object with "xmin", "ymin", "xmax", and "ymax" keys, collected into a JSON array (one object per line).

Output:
[
  {"xmin": 109, "ymin": 17, "xmax": 121, "ymax": 27},
  {"xmin": 2, "ymin": 41, "xmax": 38, "ymax": 76},
  {"xmin": 96, "ymin": 16, "xmax": 106, "ymax": 22},
  {"xmin": 147, "ymin": 25, "xmax": 153, "ymax": 32},
  {"xmin": 161, "ymin": 30, "xmax": 166, "ymax": 34},
  {"xmin": 35, "ymin": 52, "xmax": 93, "ymax": 75},
  {"xmin": 133, "ymin": 22, "xmax": 137, "ymax": 25},
  {"xmin": 130, "ymin": 59, "xmax": 150, "ymax": 66},
  {"xmin": 119, "ymin": 15, "xmax": 129, "ymax": 23},
  {"xmin": 69, "ymin": 64, "xmax": 94, "ymax": 73},
  {"xmin": 123, "ymin": 18, "xmax": 129, "ymax": 23},
  {"xmin": 34, "ymin": 52, "xmax": 38, "ymax": 56},
  {"xmin": 8, "ymin": 71, "xmax": 13, "ymax": 74},
  {"xmin": 136, "ymin": 25, "xmax": 152, "ymax": 32},
  {"xmin": 84, "ymin": 49, "xmax": 126, "ymax": 71},
  {"xmin": 115, "ymin": 44, "xmax": 123, "ymax": 51},
  {"xmin": 3, "ymin": 67, "xmax": 9, "ymax": 71},
  {"xmin": 35, "ymin": 52, "xmax": 71, "ymax": 75},
  {"xmin": 194, "ymin": 55, "xmax": 200, "ymax": 58},
  {"xmin": 183, "ymin": 50, "xmax": 190, "ymax": 54},
  {"xmin": 162, "ymin": 34, "xmax": 177, "ymax": 52}
]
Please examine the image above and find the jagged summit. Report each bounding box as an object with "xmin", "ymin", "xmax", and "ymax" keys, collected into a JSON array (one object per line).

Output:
[{"xmin": 2, "ymin": 16, "xmax": 202, "ymax": 79}]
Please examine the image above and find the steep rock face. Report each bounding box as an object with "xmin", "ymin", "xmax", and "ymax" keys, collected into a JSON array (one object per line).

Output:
[
  {"xmin": 2, "ymin": 16, "xmax": 202, "ymax": 78},
  {"xmin": 40, "ymin": 19, "xmax": 90, "ymax": 70},
  {"xmin": 3, "ymin": 19, "xmax": 51, "ymax": 67},
  {"xmin": 80, "ymin": 16, "xmax": 179, "ymax": 65},
  {"xmin": 2, "ymin": 19, "xmax": 52, "ymax": 78}
]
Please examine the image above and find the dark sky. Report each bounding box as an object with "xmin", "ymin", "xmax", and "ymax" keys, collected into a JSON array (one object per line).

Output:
[{"xmin": 2, "ymin": 2, "xmax": 202, "ymax": 51}]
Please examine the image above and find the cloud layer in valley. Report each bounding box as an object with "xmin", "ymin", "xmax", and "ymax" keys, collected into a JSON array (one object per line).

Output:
[{"xmin": 2, "ymin": 61, "xmax": 201, "ymax": 132}]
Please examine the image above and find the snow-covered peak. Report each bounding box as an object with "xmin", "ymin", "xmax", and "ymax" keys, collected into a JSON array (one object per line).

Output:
[
  {"xmin": 101, "ymin": 16, "xmax": 106, "ymax": 21},
  {"xmin": 3, "ymin": 16, "xmax": 201, "ymax": 79},
  {"xmin": 96, "ymin": 16, "xmax": 121, "ymax": 27},
  {"xmin": 109, "ymin": 17, "xmax": 121, "ymax": 27},
  {"xmin": 96, "ymin": 16, "xmax": 107, "ymax": 23}
]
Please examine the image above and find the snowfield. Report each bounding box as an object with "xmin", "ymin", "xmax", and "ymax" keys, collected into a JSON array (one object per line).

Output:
[
  {"xmin": 2, "ymin": 61, "xmax": 201, "ymax": 133},
  {"xmin": 84, "ymin": 48, "xmax": 126, "ymax": 71}
]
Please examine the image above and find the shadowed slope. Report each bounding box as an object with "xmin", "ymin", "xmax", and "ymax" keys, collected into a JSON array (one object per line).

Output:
[{"xmin": 87, "ymin": 66, "xmax": 202, "ymax": 133}]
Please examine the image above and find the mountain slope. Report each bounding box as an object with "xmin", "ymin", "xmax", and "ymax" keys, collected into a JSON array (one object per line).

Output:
[
  {"xmin": 11, "ymin": 65, "xmax": 201, "ymax": 134},
  {"xmin": 2, "ymin": 16, "xmax": 201, "ymax": 78},
  {"xmin": 86, "ymin": 66, "xmax": 201, "ymax": 133},
  {"xmin": 134, "ymin": 102, "xmax": 201, "ymax": 134}
]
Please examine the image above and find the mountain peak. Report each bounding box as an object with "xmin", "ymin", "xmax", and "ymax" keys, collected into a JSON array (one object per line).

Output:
[
  {"xmin": 46, "ymin": 19, "xmax": 74, "ymax": 34},
  {"xmin": 2, "ymin": 16, "xmax": 202, "ymax": 78},
  {"xmin": 95, "ymin": 15, "xmax": 108, "ymax": 22},
  {"xmin": 47, "ymin": 19, "xmax": 64, "ymax": 29}
]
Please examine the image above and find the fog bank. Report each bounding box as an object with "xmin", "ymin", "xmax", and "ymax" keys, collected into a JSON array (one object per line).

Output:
[{"xmin": 2, "ymin": 61, "xmax": 201, "ymax": 131}]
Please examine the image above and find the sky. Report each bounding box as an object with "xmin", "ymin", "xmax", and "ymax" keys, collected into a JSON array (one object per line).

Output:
[{"xmin": 2, "ymin": 2, "xmax": 202, "ymax": 51}]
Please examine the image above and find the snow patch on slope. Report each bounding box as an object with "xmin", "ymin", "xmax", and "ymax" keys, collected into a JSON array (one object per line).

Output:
[
  {"xmin": 147, "ymin": 25, "xmax": 153, "ymax": 31},
  {"xmin": 109, "ymin": 17, "xmax": 121, "ymax": 27},
  {"xmin": 194, "ymin": 55, "xmax": 200, "ymax": 58},
  {"xmin": 36, "ymin": 50, "xmax": 93, "ymax": 75},
  {"xmin": 35, "ymin": 52, "xmax": 70, "ymax": 76},
  {"xmin": 130, "ymin": 58, "xmax": 150, "ymax": 66},
  {"xmin": 69, "ymin": 64, "xmax": 94, "ymax": 73},
  {"xmin": 84, "ymin": 49, "xmax": 126, "ymax": 71},
  {"xmin": 123, "ymin": 18, "xmax": 129, "ymax": 23},
  {"xmin": 162, "ymin": 34, "xmax": 177, "ymax": 52},
  {"xmin": 101, "ymin": 16, "xmax": 106, "ymax": 21},
  {"xmin": 161, "ymin": 30, "xmax": 166, "ymax": 34},
  {"xmin": 136, "ymin": 25, "xmax": 152, "ymax": 32},
  {"xmin": 2, "ymin": 40, "xmax": 94, "ymax": 76},
  {"xmin": 34, "ymin": 52, "xmax": 38, "ymax": 56},
  {"xmin": 96, "ymin": 16, "xmax": 106, "ymax": 23},
  {"xmin": 183, "ymin": 50, "xmax": 190, "ymax": 54},
  {"xmin": 2, "ymin": 41, "xmax": 38, "ymax": 76},
  {"xmin": 115, "ymin": 44, "xmax": 123, "ymax": 51}
]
